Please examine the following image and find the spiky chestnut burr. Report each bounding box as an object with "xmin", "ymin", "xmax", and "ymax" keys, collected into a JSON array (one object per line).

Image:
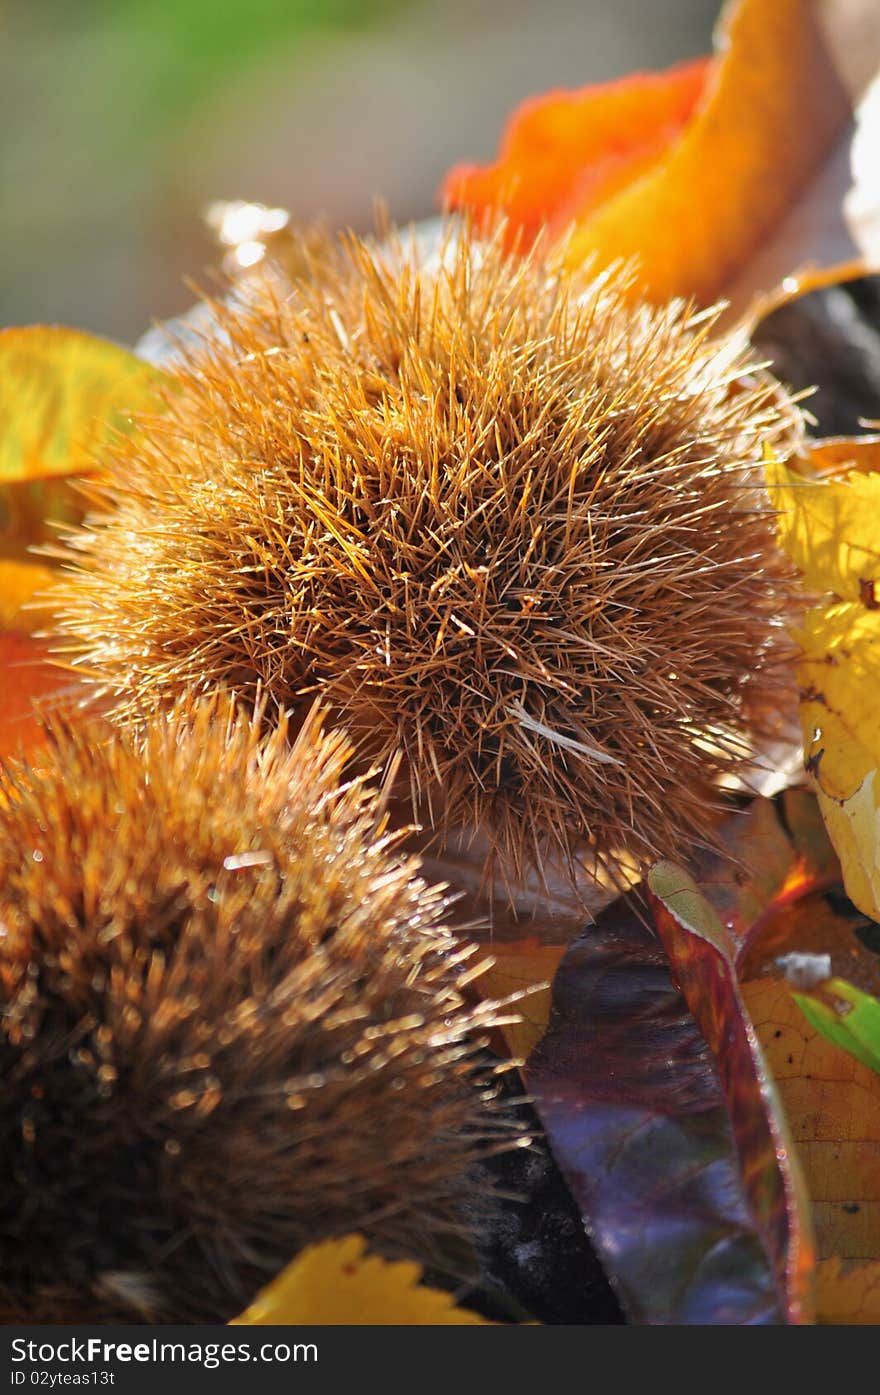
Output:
[
  {"xmin": 53, "ymin": 224, "xmax": 799, "ymax": 889},
  {"xmin": 0, "ymin": 695, "xmax": 511, "ymax": 1324}
]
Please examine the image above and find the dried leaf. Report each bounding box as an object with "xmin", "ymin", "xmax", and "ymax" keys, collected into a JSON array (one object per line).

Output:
[
  {"xmin": 743, "ymin": 977, "xmax": 880, "ymax": 1266},
  {"xmin": 725, "ymin": 12, "xmax": 880, "ymax": 318},
  {"xmin": 675, "ymin": 787, "xmax": 879, "ymax": 991},
  {"xmin": 0, "ymin": 326, "xmax": 162, "ymax": 483},
  {"xmin": 525, "ymin": 784, "xmax": 880, "ymax": 1324},
  {"xmin": 686, "ymin": 789, "xmax": 839, "ymax": 969},
  {"xmin": 665, "ymin": 794, "xmax": 880, "ymax": 1316},
  {"xmin": 230, "ymin": 1234, "xmax": 493, "ymax": 1326},
  {"xmin": 475, "ymin": 940, "xmax": 567, "ymax": 1060},
  {"xmin": 648, "ymin": 801, "xmax": 880, "ymax": 1323},
  {"xmin": 566, "ymin": 0, "xmax": 874, "ymax": 305},
  {"xmin": 816, "ymin": 1258, "xmax": 880, "ymax": 1323}
]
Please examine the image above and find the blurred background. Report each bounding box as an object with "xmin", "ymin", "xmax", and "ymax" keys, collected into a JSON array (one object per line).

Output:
[{"xmin": 1, "ymin": 0, "xmax": 720, "ymax": 344}]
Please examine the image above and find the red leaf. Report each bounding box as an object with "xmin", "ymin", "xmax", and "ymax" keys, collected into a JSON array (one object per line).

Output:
[
  {"xmin": 0, "ymin": 632, "xmax": 73, "ymax": 757},
  {"xmin": 647, "ymin": 863, "xmax": 816, "ymax": 1324},
  {"xmin": 527, "ymin": 886, "xmax": 815, "ymax": 1324}
]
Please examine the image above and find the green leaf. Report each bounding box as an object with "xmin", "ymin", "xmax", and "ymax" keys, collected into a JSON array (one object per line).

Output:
[{"xmin": 793, "ymin": 978, "xmax": 880, "ymax": 1075}]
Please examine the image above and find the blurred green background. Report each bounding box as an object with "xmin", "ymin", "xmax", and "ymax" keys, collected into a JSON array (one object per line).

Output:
[{"xmin": 1, "ymin": 0, "xmax": 720, "ymax": 343}]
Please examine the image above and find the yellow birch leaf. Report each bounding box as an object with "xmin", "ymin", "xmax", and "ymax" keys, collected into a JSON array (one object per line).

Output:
[
  {"xmin": 793, "ymin": 596, "xmax": 880, "ymax": 921},
  {"xmin": 0, "ymin": 326, "xmax": 162, "ymax": 483},
  {"xmin": 564, "ymin": 0, "xmax": 879, "ymax": 309},
  {"xmin": 816, "ymin": 1258, "xmax": 880, "ymax": 1324},
  {"xmin": 231, "ymin": 1234, "xmax": 493, "ymax": 1326},
  {"xmin": 743, "ymin": 977, "xmax": 880, "ymax": 1274},
  {"xmin": 0, "ymin": 329, "xmax": 165, "ymax": 685}
]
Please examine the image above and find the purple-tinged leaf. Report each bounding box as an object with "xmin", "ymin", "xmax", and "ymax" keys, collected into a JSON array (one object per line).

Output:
[
  {"xmin": 647, "ymin": 863, "xmax": 816, "ymax": 1324},
  {"xmin": 527, "ymin": 887, "xmax": 815, "ymax": 1324}
]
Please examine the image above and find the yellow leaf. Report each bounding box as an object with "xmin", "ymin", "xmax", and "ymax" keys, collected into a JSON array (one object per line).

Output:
[
  {"xmin": 769, "ymin": 439, "xmax": 880, "ymax": 920},
  {"xmin": 0, "ymin": 326, "xmax": 162, "ymax": 483},
  {"xmin": 231, "ymin": 1235, "xmax": 493, "ymax": 1326},
  {"xmin": 816, "ymin": 1258, "xmax": 880, "ymax": 1324},
  {"xmin": 810, "ymin": 764, "xmax": 880, "ymax": 928},
  {"xmin": 795, "ymin": 599, "xmax": 880, "ymax": 925},
  {"xmin": 744, "ymin": 978, "xmax": 880, "ymax": 1273},
  {"xmin": 798, "ymin": 603, "xmax": 880, "ymax": 797},
  {"xmin": 564, "ymin": 0, "xmax": 879, "ymax": 308},
  {"xmin": 476, "ymin": 940, "xmax": 567, "ymax": 1060},
  {"xmin": 766, "ymin": 450, "xmax": 880, "ymax": 601}
]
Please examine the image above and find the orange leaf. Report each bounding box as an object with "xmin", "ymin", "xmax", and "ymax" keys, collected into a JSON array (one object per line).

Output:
[
  {"xmin": 442, "ymin": 58, "xmax": 710, "ymax": 250},
  {"xmin": 476, "ymin": 939, "xmax": 567, "ymax": 1060},
  {"xmin": 565, "ymin": 0, "xmax": 864, "ymax": 304},
  {"xmin": 816, "ymin": 1258, "xmax": 880, "ymax": 1324},
  {"xmin": 443, "ymin": 0, "xmax": 880, "ymax": 310},
  {"xmin": 0, "ymin": 632, "xmax": 73, "ymax": 758},
  {"xmin": 807, "ymin": 435, "xmax": 880, "ymax": 481},
  {"xmin": 0, "ymin": 560, "xmax": 56, "ymax": 632}
]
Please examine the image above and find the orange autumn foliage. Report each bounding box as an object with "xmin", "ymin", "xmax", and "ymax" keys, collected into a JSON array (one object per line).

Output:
[
  {"xmin": 475, "ymin": 940, "xmax": 567, "ymax": 1061},
  {"xmin": 0, "ymin": 633, "xmax": 71, "ymax": 758},
  {"xmin": 441, "ymin": 57, "xmax": 711, "ymax": 249},
  {"xmin": 442, "ymin": 0, "xmax": 880, "ymax": 309}
]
